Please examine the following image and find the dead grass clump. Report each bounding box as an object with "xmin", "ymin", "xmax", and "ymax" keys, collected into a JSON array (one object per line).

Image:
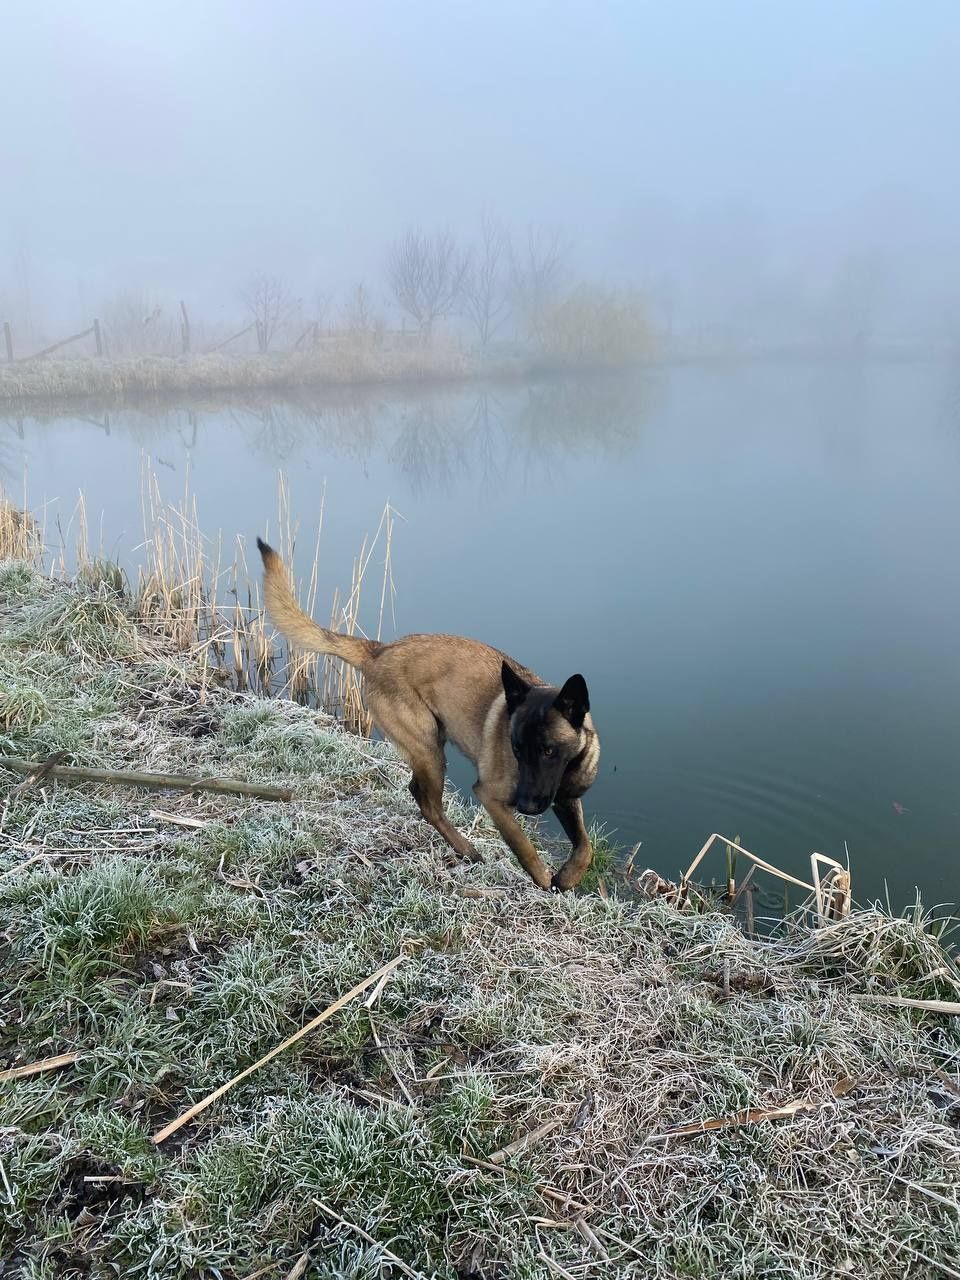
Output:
[
  {"xmin": 786, "ymin": 904, "xmax": 960, "ymax": 998},
  {"xmin": 0, "ymin": 492, "xmax": 42, "ymax": 562}
]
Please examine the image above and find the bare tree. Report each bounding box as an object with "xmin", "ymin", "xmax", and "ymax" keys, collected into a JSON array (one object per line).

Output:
[
  {"xmin": 340, "ymin": 282, "xmax": 382, "ymax": 334},
  {"xmin": 510, "ymin": 225, "xmax": 566, "ymax": 346},
  {"xmin": 463, "ymin": 211, "xmax": 512, "ymax": 348},
  {"xmin": 386, "ymin": 226, "xmax": 470, "ymax": 335},
  {"xmin": 100, "ymin": 291, "xmax": 178, "ymax": 356},
  {"xmin": 241, "ymin": 274, "xmax": 295, "ymax": 351}
]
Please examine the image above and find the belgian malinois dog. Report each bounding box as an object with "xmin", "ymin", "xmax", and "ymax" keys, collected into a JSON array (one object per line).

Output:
[{"xmin": 257, "ymin": 538, "xmax": 600, "ymax": 890}]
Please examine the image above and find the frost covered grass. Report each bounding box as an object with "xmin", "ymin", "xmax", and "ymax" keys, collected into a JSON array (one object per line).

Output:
[
  {"xmin": 1, "ymin": 566, "xmax": 959, "ymax": 1279},
  {"xmin": 0, "ymin": 338, "xmax": 470, "ymax": 405}
]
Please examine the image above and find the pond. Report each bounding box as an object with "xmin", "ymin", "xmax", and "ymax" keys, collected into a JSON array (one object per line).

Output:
[{"xmin": 5, "ymin": 359, "xmax": 959, "ymax": 910}]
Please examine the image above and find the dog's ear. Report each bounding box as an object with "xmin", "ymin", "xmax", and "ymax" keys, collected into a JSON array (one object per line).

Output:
[
  {"xmin": 501, "ymin": 661, "xmax": 531, "ymax": 715},
  {"xmin": 554, "ymin": 674, "xmax": 589, "ymax": 729}
]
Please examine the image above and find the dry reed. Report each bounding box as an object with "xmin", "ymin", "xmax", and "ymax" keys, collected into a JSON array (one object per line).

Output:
[
  {"xmin": 679, "ymin": 831, "xmax": 853, "ymax": 925},
  {"xmin": 0, "ymin": 477, "xmax": 42, "ymax": 562},
  {"xmin": 1, "ymin": 463, "xmax": 398, "ymax": 733}
]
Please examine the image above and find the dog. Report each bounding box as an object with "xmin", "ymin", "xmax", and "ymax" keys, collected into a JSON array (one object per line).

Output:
[{"xmin": 256, "ymin": 538, "xmax": 600, "ymax": 890}]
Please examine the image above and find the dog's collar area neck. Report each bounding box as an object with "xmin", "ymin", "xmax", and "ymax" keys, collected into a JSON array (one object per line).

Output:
[{"xmin": 566, "ymin": 734, "xmax": 590, "ymax": 773}]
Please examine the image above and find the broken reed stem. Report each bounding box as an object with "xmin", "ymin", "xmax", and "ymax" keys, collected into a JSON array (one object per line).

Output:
[
  {"xmin": 0, "ymin": 855, "xmax": 49, "ymax": 880},
  {"xmin": 537, "ymin": 1254, "xmax": 578, "ymax": 1280},
  {"xmin": 0, "ymin": 755, "xmax": 292, "ymax": 802},
  {"xmin": 886, "ymin": 1237, "xmax": 960, "ymax": 1280},
  {"xmin": 284, "ymin": 1255, "xmax": 310, "ymax": 1280},
  {"xmin": 242, "ymin": 1265, "xmax": 283, "ymax": 1280},
  {"xmin": 681, "ymin": 833, "xmax": 852, "ymax": 923},
  {"xmin": 649, "ymin": 1077, "xmax": 856, "ymax": 1141},
  {"xmin": 811, "ymin": 850, "xmax": 852, "ymax": 922},
  {"xmin": 858, "ymin": 994, "xmax": 960, "ymax": 1015},
  {"xmin": 0, "ymin": 1052, "xmax": 80, "ymax": 1083},
  {"xmin": 151, "ymin": 954, "xmax": 407, "ymax": 1144},
  {"xmin": 488, "ymin": 1118, "xmax": 563, "ymax": 1165},
  {"xmin": 684, "ymin": 833, "xmax": 816, "ymax": 895}
]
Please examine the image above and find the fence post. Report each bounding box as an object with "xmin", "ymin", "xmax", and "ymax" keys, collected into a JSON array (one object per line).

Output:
[
  {"xmin": 180, "ymin": 300, "xmax": 191, "ymax": 354},
  {"xmin": 93, "ymin": 318, "xmax": 103, "ymax": 357},
  {"xmin": 3, "ymin": 321, "xmax": 13, "ymax": 362}
]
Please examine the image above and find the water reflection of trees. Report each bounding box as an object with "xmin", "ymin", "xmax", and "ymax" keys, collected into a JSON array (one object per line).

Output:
[
  {"xmin": 386, "ymin": 374, "xmax": 653, "ymax": 493},
  {"xmin": 5, "ymin": 370, "xmax": 655, "ymax": 494},
  {"xmin": 515, "ymin": 372, "xmax": 653, "ymax": 455},
  {"xmin": 389, "ymin": 400, "xmax": 461, "ymax": 493}
]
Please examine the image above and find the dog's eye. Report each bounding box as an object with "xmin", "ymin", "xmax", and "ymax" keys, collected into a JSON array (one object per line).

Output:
[{"xmin": 543, "ymin": 745, "xmax": 557, "ymax": 758}]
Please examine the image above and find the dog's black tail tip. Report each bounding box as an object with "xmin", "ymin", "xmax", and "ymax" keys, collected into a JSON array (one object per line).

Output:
[{"xmin": 255, "ymin": 536, "xmax": 272, "ymax": 560}]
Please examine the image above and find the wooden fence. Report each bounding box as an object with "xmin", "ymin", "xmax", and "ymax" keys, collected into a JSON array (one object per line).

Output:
[
  {"xmin": 3, "ymin": 318, "xmax": 104, "ymax": 363},
  {"xmin": 1, "ymin": 301, "xmax": 196, "ymax": 363},
  {"xmin": 2, "ymin": 305, "xmax": 433, "ymax": 364}
]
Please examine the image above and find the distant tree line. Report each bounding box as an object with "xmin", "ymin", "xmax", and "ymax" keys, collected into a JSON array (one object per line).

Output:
[
  {"xmin": 3, "ymin": 214, "xmax": 955, "ymax": 366},
  {"xmin": 0, "ymin": 215, "xmax": 654, "ymax": 369}
]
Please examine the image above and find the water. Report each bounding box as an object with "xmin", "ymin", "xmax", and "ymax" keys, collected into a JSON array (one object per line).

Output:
[{"xmin": 5, "ymin": 360, "xmax": 960, "ymax": 909}]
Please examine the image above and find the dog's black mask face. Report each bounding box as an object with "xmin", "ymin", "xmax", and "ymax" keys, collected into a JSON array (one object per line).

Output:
[{"xmin": 501, "ymin": 663, "xmax": 589, "ymax": 816}]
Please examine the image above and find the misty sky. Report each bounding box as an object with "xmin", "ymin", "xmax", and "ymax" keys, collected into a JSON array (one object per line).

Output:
[{"xmin": 3, "ymin": 1, "xmax": 959, "ymax": 328}]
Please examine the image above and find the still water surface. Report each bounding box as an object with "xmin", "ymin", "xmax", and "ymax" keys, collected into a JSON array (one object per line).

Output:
[{"xmin": 6, "ymin": 361, "xmax": 959, "ymax": 908}]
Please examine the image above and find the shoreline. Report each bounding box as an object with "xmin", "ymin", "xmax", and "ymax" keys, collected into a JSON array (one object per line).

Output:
[
  {"xmin": 0, "ymin": 342, "xmax": 639, "ymax": 410},
  {"xmin": 0, "ymin": 341, "xmax": 951, "ymax": 413},
  {"xmin": 1, "ymin": 564, "xmax": 958, "ymax": 1276}
]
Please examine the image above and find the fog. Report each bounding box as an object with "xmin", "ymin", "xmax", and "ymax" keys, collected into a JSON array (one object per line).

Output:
[{"xmin": 3, "ymin": 1, "xmax": 959, "ymax": 348}]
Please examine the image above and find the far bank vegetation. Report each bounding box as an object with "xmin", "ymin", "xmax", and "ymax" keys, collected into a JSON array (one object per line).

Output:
[{"xmin": 0, "ymin": 215, "xmax": 655, "ymax": 403}]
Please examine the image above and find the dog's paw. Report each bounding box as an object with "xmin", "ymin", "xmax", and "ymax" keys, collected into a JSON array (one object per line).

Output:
[{"xmin": 550, "ymin": 872, "xmax": 573, "ymax": 893}]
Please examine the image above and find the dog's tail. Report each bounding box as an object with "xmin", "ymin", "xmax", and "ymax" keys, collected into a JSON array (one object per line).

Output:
[{"xmin": 256, "ymin": 537, "xmax": 382, "ymax": 670}]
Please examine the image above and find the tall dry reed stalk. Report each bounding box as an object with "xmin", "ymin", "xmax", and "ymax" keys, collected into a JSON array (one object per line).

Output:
[
  {"xmin": 137, "ymin": 464, "xmax": 221, "ymax": 653},
  {"xmin": 0, "ymin": 464, "xmax": 398, "ymax": 733},
  {"xmin": 320, "ymin": 502, "xmax": 398, "ymax": 734}
]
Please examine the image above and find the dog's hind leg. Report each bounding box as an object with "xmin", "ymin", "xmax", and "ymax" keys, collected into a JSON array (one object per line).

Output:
[
  {"xmin": 407, "ymin": 753, "xmax": 482, "ymax": 863},
  {"xmin": 550, "ymin": 796, "xmax": 594, "ymax": 891},
  {"xmin": 473, "ymin": 783, "xmax": 553, "ymax": 890},
  {"xmin": 372, "ymin": 693, "xmax": 481, "ymax": 863}
]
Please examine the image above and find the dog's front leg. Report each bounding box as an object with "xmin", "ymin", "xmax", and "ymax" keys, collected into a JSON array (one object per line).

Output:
[
  {"xmin": 551, "ymin": 796, "xmax": 594, "ymax": 891},
  {"xmin": 473, "ymin": 783, "xmax": 553, "ymax": 890}
]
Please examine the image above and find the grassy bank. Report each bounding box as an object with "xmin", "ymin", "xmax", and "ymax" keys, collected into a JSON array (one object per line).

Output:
[
  {"xmin": 0, "ymin": 329, "xmax": 661, "ymax": 408},
  {"xmin": 2, "ymin": 564, "xmax": 959, "ymax": 1279},
  {"xmin": 0, "ymin": 338, "xmax": 478, "ymax": 406}
]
